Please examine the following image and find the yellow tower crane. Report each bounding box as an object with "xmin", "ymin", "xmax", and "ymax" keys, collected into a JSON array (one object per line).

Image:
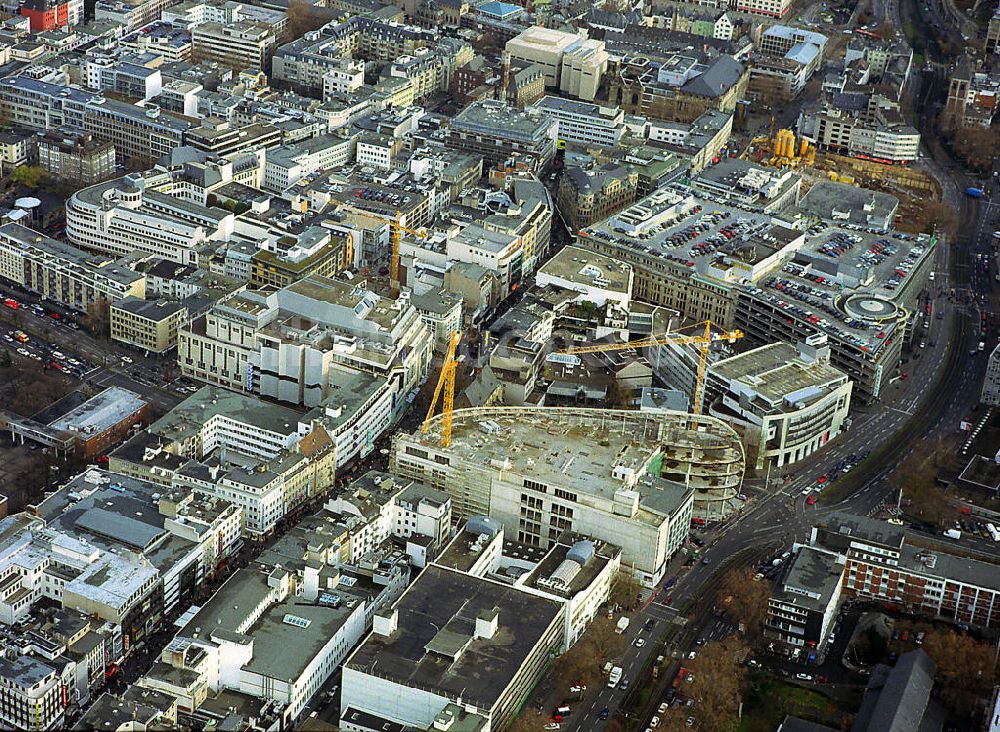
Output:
[
  {"xmin": 558, "ymin": 320, "xmax": 743, "ymax": 417},
  {"xmin": 336, "ymin": 203, "xmax": 426, "ymax": 286},
  {"xmin": 422, "ymin": 330, "xmax": 463, "ymax": 448}
]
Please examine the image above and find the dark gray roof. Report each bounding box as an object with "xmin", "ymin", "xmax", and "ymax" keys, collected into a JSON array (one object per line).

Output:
[
  {"xmin": 345, "ymin": 565, "xmax": 562, "ymax": 712},
  {"xmin": 852, "ymin": 649, "xmax": 938, "ymax": 732},
  {"xmin": 821, "ymin": 511, "xmax": 905, "ymax": 550},
  {"xmin": 683, "ymin": 55, "xmax": 745, "ymax": 98}
]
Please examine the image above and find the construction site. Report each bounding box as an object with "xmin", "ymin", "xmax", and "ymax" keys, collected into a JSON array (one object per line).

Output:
[
  {"xmin": 742, "ymin": 128, "xmax": 943, "ymax": 234},
  {"xmin": 396, "ymin": 405, "xmax": 747, "ymax": 524}
]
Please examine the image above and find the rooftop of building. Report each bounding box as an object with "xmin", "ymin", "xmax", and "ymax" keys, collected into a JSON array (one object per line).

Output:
[
  {"xmin": 38, "ymin": 469, "xmax": 167, "ymax": 551},
  {"xmin": 562, "ymin": 163, "xmax": 636, "ymax": 196},
  {"xmin": 73, "ymin": 692, "xmax": 162, "ymax": 731},
  {"xmin": 0, "ymin": 223, "xmax": 144, "ymax": 286},
  {"xmin": 345, "ymin": 564, "xmax": 562, "ymax": 710},
  {"xmin": 111, "ymin": 296, "xmax": 186, "ymax": 321},
  {"xmin": 0, "ymin": 654, "xmax": 55, "ymax": 688},
  {"xmin": 533, "ymin": 95, "xmax": 623, "ymax": 120},
  {"xmin": 818, "ymin": 511, "xmax": 905, "ymax": 550},
  {"xmin": 243, "ymin": 588, "xmax": 362, "ymax": 682},
  {"xmin": 148, "ymin": 386, "xmax": 305, "ymax": 445},
  {"xmin": 523, "ymin": 538, "xmax": 620, "ymax": 598},
  {"xmin": 711, "ymin": 341, "xmax": 848, "ymax": 406},
  {"xmin": 776, "ymin": 545, "xmax": 844, "ymax": 612},
  {"xmin": 410, "ymin": 286, "xmax": 463, "ymax": 316},
  {"xmin": 277, "ymin": 274, "xmax": 415, "ymax": 335},
  {"xmin": 303, "ymin": 368, "xmax": 388, "ymax": 432},
  {"xmin": 538, "ymin": 245, "xmax": 633, "ymax": 295},
  {"xmin": 796, "ymin": 180, "xmax": 899, "ymax": 226},
  {"xmin": 507, "ymin": 25, "xmax": 584, "ymax": 51},
  {"xmin": 449, "ymin": 99, "xmax": 556, "ymax": 141},
  {"xmin": 46, "ymin": 386, "xmax": 146, "ymax": 437},
  {"xmin": 852, "ymin": 649, "xmax": 940, "ymax": 732}
]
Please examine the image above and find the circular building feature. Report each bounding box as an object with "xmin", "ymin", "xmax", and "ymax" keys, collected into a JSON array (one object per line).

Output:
[{"xmin": 842, "ymin": 294, "xmax": 900, "ymax": 322}]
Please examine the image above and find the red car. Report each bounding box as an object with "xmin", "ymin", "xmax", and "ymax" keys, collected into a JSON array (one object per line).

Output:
[
  {"xmin": 807, "ymin": 496, "xmax": 816, "ymax": 505},
  {"xmin": 817, "ymin": 475, "xmax": 828, "ymax": 484}
]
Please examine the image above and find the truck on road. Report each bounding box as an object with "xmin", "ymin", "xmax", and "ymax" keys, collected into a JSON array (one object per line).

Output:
[
  {"xmin": 607, "ymin": 666, "xmax": 623, "ymax": 688},
  {"xmin": 944, "ymin": 529, "xmax": 961, "ymax": 540},
  {"xmin": 615, "ymin": 617, "xmax": 629, "ymax": 634},
  {"xmin": 966, "ymin": 187, "xmax": 986, "ymax": 199}
]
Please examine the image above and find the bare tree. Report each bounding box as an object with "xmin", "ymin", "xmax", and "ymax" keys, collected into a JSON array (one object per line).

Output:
[
  {"xmin": 81, "ymin": 297, "xmax": 110, "ymax": 339},
  {"xmin": 610, "ymin": 570, "xmax": 642, "ymax": 612},
  {"xmin": 923, "ymin": 629, "xmax": 999, "ymax": 717},
  {"xmin": 283, "ymin": 0, "xmax": 328, "ymax": 42},
  {"xmin": 889, "ymin": 439, "xmax": 954, "ymax": 526},
  {"xmin": 716, "ymin": 567, "xmax": 771, "ymax": 637},
  {"xmin": 687, "ymin": 635, "xmax": 750, "ymax": 732},
  {"xmin": 952, "ymin": 126, "xmax": 1000, "ymax": 173}
]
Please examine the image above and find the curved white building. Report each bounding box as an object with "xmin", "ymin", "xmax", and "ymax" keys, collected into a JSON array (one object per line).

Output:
[
  {"xmin": 391, "ymin": 406, "xmax": 745, "ymax": 585},
  {"xmin": 66, "ymin": 172, "xmax": 234, "ymax": 264}
]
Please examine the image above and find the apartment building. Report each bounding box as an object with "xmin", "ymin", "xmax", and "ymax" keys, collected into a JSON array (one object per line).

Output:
[
  {"xmin": 272, "ymin": 15, "xmax": 436, "ymax": 92},
  {"xmin": 2, "ymin": 471, "xmax": 242, "ymax": 650},
  {"xmin": 119, "ymin": 21, "xmax": 193, "ymax": 62},
  {"xmin": 37, "ymin": 129, "xmax": 116, "ymax": 184},
  {"xmin": 323, "ymin": 470, "xmax": 452, "ymax": 565},
  {"xmin": 732, "ymin": 0, "xmax": 792, "ymax": 17},
  {"xmin": 766, "ymin": 545, "xmax": 844, "ymax": 651},
  {"xmin": 95, "ymin": 0, "xmax": 177, "ymax": 31},
  {"xmin": 19, "ymin": 0, "xmax": 82, "ymax": 31},
  {"xmin": 84, "ymin": 57, "xmax": 163, "ymax": 101},
  {"xmin": 445, "ymin": 99, "xmax": 558, "ymax": 173},
  {"xmin": 557, "ymin": 163, "xmax": 638, "ymax": 230},
  {"xmin": 0, "ymin": 655, "xmax": 65, "ymax": 731},
  {"xmin": 0, "ymin": 223, "xmax": 145, "ymax": 312},
  {"xmin": 263, "ymin": 135, "xmax": 357, "ymax": 192},
  {"xmin": 531, "ymin": 95, "xmax": 625, "ymax": 147},
  {"xmin": 811, "ymin": 513, "xmax": 1000, "ymax": 629},
  {"xmin": 110, "ymin": 298, "xmax": 189, "ymax": 354},
  {"xmin": 190, "ymin": 21, "xmax": 276, "ymax": 71},
  {"xmin": 250, "ymin": 227, "xmax": 353, "ymax": 288}
]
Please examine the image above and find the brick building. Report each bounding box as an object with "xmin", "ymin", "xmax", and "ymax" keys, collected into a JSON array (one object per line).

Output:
[{"xmin": 811, "ymin": 513, "xmax": 1000, "ymax": 629}]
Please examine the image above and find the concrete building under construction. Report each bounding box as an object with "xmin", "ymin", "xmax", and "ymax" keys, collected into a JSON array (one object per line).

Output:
[{"xmin": 390, "ymin": 407, "xmax": 745, "ymax": 585}]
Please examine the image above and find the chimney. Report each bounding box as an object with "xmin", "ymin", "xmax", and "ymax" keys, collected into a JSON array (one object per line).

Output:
[
  {"xmin": 475, "ymin": 607, "xmax": 499, "ymax": 640},
  {"xmin": 373, "ymin": 608, "xmax": 398, "ymax": 637}
]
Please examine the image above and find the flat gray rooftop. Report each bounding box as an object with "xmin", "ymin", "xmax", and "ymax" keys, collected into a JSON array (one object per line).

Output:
[
  {"xmin": 48, "ymin": 386, "xmax": 146, "ymax": 435},
  {"xmin": 346, "ymin": 565, "xmax": 562, "ymax": 710},
  {"xmin": 149, "ymin": 386, "xmax": 304, "ymax": 445}
]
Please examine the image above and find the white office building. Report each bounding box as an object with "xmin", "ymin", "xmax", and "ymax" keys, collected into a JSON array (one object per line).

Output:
[{"xmin": 531, "ymin": 96, "xmax": 625, "ymax": 147}]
